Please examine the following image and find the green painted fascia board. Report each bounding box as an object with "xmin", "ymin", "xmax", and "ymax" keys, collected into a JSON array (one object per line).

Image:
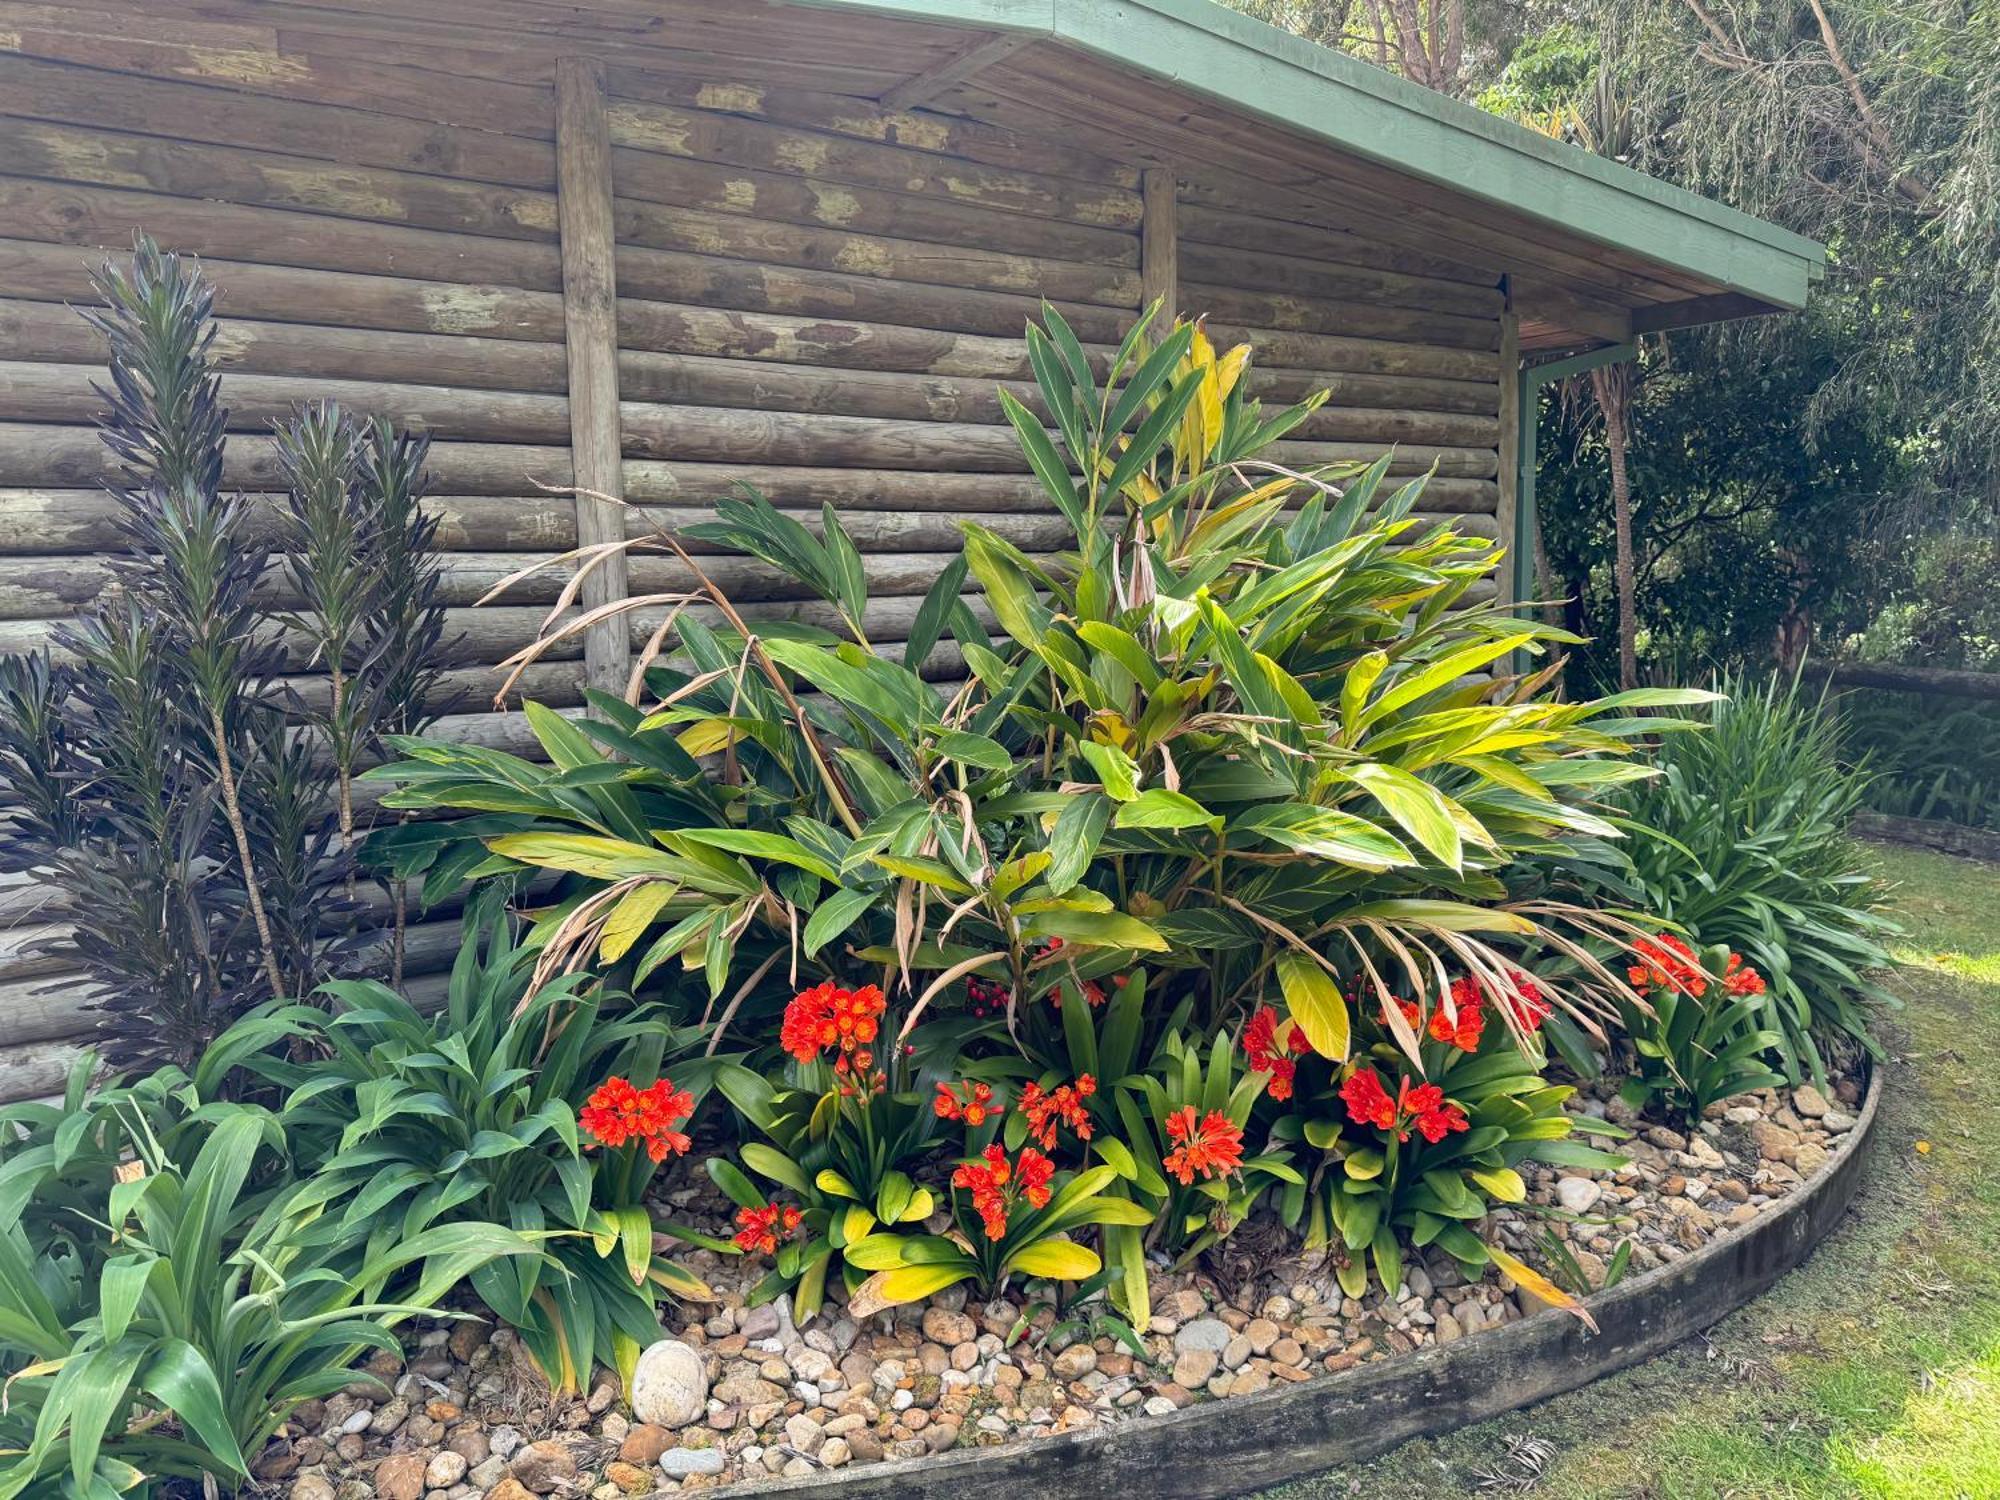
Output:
[{"xmin": 789, "ymin": 0, "xmax": 1824, "ymax": 310}]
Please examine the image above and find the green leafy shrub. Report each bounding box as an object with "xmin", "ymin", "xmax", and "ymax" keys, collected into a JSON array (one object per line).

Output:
[
  {"xmin": 214, "ymin": 900, "xmax": 715, "ymax": 1396},
  {"xmin": 0, "ymin": 1085, "xmax": 530, "ymax": 1500},
  {"xmin": 1264, "ymin": 976, "xmax": 1623, "ymax": 1309},
  {"xmin": 363, "ymin": 307, "xmax": 1713, "ymax": 1326},
  {"xmin": 1611, "ymin": 934, "xmax": 1787, "ymax": 1124},
  {"xmin": 367, "ymin": 308, "xmax": 1694, "ymax": 1079},
  {"xmin": 1605, "ymin": 671, "xmax": 1898, "ymax": 1082}
]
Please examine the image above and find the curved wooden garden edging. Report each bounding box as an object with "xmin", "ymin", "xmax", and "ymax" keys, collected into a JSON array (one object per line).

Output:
[{"xmin": 720, "ymin": 1064, "xmax": 1883, "ymax": 1500}]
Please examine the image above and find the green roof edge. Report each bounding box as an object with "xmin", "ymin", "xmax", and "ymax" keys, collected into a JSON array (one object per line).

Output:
[{"xmin": 790, "ymin": 0, "xmax": 1826, "ymax": 311}]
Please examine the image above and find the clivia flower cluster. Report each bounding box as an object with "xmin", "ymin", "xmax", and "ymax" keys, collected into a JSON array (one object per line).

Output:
[
  {"xmin": 781, "ymin": 981, "xmax": 888, "ymax": 1094},
  {"xmin": 1019, "ymin": 1075, "xmax": 1096, "ymax": 1150},
  {"xmin": 1339, "ymin": 1067, "xmax": 1469, "ymax": 1144},
  {"xmin": 1035, "ymin": 937, "xmax": 1110, "ymax": 1008},
  {"xmin": 951, "ymin": 1143, "xmax": 1054, "ymax": 1240},
  {"xmin": 1242, "ymin": 1006, "xmax": 1312, "ymax": 1100},
  {"xmin": 1381, "ymin": 971, "xmax": 1554, "ymax": 1056},
  {"xmin": 1627, "ymin": 934, "xmax": 1766, "ymax": 999},
  {"xmin": 578, "ymin": 1077, "xmax": 694, "ymax": 1162},
  {"xmin": 733, "ymin": 1201, "xmax": 803, "ymax": 1256},
  {"xmin": 1162, "ymin": 1106, "xmax": 1244, "ymax": 1185},
  {"xmin": 933, "ymin": 1079, "xmax": 1002, "ymax": 1127}
]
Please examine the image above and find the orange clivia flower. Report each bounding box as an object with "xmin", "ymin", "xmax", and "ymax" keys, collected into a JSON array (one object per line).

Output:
[
  {"xmin": 1404, "ymin": 1081, "xmax": 1470, "ymax": 1143},
  {"xmin": 1019, "ymin": 1075, "xmax": 1096, "ymax": 1151},
  {"xmin": 578, "ymin": 1077, "xmax": 694, "ymax": 1162},
  {"xmin": 1723, "ymin": 953, "xmax": 1767, "ymax": 996},
  {"xmin": 1243, "ymin": 1006, "xmax": 1311, "ymax": 1101},
  {"xmin": 1162, "ymin": 1106, "xmax": 1245, "ymax": 1186},
  {"xmin": 952, "ymin": 1143, "xmax": 1014, "ymax": 1240},
  {"xmin": 732, "ymin": 1201, "xmax": 804, "ymax": 1256},
  {"xmin": 1340, "ymin": 1066, "xmax": 1467, "ymax": 1145},
  {"xmin": 1339, "ymin": 1066, "xmax": 1398, "ymax": 1131},
  {"xmin": 934, "ymin": 1079, "xmax": 1002, "ymax": 1128},
  {"xmin": 781, "ymin": 982, "xmax": 888, "ymax": 1093},
  {"xmin": 1428, "ymin": 977, "xmax": 1487, "ymax": 1052},
  {"xmin": 1497, "ymin": 970, "xmax": 1553, "ymax": 1031},
  {"xmin": 1627, "ymin": 934, "xmax": 1707, "ymax": 998},
  {"xmin": 949, "ymin": 1143, "xmax": 1058, "ymax": 1240}
]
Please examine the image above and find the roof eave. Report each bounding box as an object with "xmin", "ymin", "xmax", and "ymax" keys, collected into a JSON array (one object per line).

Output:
[{"xmin": 786, "ymin": 0, "xmax": 1825, "ymax": 315}]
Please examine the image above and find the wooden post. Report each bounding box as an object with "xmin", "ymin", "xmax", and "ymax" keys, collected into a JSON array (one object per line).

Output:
[
  {"xmin": 555, "ymin": 56, "xmax": 629, "ymax": 697},
  {"xmin": 1495, "ymin": 301, "xmax": 1520, "ymax": 613},
  {"xmin": 1139, "ymin": 167, "xmax": 1177, "ymax": 339}
]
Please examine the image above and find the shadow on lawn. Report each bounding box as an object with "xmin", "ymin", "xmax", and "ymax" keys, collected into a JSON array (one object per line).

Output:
[{"xmin": 1260, "ymin": 843, "xmax": 2000, "ymax": 1500}]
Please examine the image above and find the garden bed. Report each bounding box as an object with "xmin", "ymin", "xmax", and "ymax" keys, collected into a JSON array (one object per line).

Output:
[{"xmin": 255, "ymin": 1066, "xmax": 1875, "ymax": 1500}]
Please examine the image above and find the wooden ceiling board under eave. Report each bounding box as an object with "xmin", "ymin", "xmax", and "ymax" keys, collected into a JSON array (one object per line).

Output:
[{"xmin": 942, "ymin": 47, "xmax": 1718, "ymax": 307}]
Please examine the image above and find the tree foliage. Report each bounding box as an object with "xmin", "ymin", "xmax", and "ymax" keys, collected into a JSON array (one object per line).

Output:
[{"xmin": 1616, "ymin": 0, "xmax": 2000, "ymax": 502}]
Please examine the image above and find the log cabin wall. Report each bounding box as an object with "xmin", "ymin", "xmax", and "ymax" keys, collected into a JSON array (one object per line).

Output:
[{"xmin": 0, "ymin": 12, "xmax": 1505, "ymax": 1101}]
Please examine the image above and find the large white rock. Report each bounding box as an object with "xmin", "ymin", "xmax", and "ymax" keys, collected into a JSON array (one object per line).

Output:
[
  {"xmin": 630, "ymin": 1340, "xmax": 707, "ymax": 1429},
  {"xmin": 1555, "ymin": 1175, "xmax": 1603, "ymax": 1214}
]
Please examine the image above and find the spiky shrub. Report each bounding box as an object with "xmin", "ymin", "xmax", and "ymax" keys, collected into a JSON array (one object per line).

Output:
[
  {"xmin": 0, "ymin": 241, "xmax": 448, "ymax": 1068},
  {"xmin": 1605, "ymin": 671, "xmax": 1898, "ymax": 1084}
]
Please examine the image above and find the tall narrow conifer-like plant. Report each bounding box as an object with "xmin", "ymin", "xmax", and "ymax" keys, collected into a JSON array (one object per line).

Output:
[{"xmin": 85, "ymin": 238, "xmax": 286, "ymax": 998}]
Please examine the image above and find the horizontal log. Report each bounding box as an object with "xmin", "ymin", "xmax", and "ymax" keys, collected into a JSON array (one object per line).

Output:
[
  {"xmin": 602, "ymin": 76, "xmax": 1138, "ymax": 190},
  {"xmin": 0, "ymin": 51, "xmax": 557, "ymax": 188},
  {"xmin": 1182, "ymin": 281, "xmax": 1498, "ymax": 352},
  {"xmin": 622, "ymin": 460, "xmax": 1503, "ymax": 514},
  {"xmin": 0, "ymin": 3, "xmax": 554, "ymax": 136},
  {"xmin": 0, "ymin": 423, "xmax": 572, "ymax": 495},
  {"xmin": 603, "ymin": 96, "xmax": 1141, "ymax": 230},
  {"xmin": 609, "ymin": 146, "xmax": 1138, "ymax": 266},
  {"xmin": 1264, "ymin": 438, "xmax": 1497, "ymax": 480},
  {"xmin": 0, "ymin": 118, "xmax": 562, "ymax": 243},
  {"xmin": 0, "ymin": 298, "xmax": 569, "ymax": 394},
  {"xmin": 1181, "ymin": 241, "xmax": 1504, "ymax": 321},
  {"xmin": 1247, "ymin": 367, "xmax": 1499, "ymax": 418},
  {"xmin": 614, "ymin": 299, "xmax": 1046, "ymax": 377},
  {"xmin": 0, "ymin": 236, "xmax": 566, "ymax": 342},
  {"xmin": 1, "ymin": 593, "xmax": 1005, "ymax": 670},
  {"xmin": 2, "ymin": 490, "xmax": 1083, "ymax": 556},
  {"xmin": 0, "ymin": 547, "xmax": 1029, "ymax": 619},
  {"xmin": 0, "ymin": 183, "xmax": 1133, "ymax": 342},
  {"xmin": 613, "ymin": 197, "xmax": 1140, "ymax": 308},
  {"xmin": 0, "ymin": 177, "xmax": 564, "ymax": 291},
  {"xmin": 1204, "ymin": 323, "xmax": 1501, "ymax": 383},
  {"xmin": 1178, "ymin": 199, "xmax": 1497, "ymax": 289},
  {"xmin": 0, "ymin": 1038, "xmax": 91, "ymax": 1107},
  {"xmin": 613, "ymin": 248, "xmax": 1134, "ymax": 343}
]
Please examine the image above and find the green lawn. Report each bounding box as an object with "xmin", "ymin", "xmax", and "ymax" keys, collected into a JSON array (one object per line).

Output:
[{"xmin": 1261, "ymin": 843, "xmax": 2000, "ymax": 1500}]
